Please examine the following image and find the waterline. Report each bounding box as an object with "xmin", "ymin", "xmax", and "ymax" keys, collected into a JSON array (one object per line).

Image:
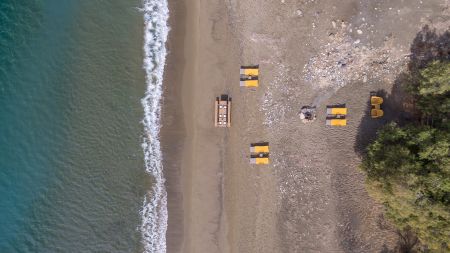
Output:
[{"xmin": 140, "ymin": 0, "xmax": 169, "ymax": 252}]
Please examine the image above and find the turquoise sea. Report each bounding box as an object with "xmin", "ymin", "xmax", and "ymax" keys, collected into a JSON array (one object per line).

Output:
[{"xmin": 0, "ymin": 0, "xmax": 156, "ymax": 252}]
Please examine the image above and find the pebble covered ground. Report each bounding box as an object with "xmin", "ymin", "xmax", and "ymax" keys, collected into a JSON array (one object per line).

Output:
[{"xmin": 228, "ymin": 0, "xmax": 449, "ymax": 251}]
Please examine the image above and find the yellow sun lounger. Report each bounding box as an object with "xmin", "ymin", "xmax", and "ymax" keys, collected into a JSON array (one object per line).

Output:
[
  {"xmin": 250, "ymin": 142, "xmax": 269, "ymax": 165},
  {"xmin": 250, "ymin": 145, "xmax": 269, "ymax": 153},
  {"xmin": 371, "ymin": 96, "xmax": 384, "ymax": 105},
  {"xmin": 326, "ymin": 119, "xmax": 347, "ymax": 126},
  {"xmin": 240, "ymin": 65, "xmax": 259, "ymax": 75},
  {"xmin": 240, "ymin": 65, "xmax": 259, "ymax": 87},
  {"xmin": 250, "ymin": 157, "xmax": 269, "ymax": 165},
  {"xmin": 326, "ymin": 107, "xmax": 347, "ymax": 115},
  {"xmin": 240, "ymin": 79, "xmax": 259, "ymax": 87},
  {"xmin": 371, "ymin": 109, "xmax": 384, "ymax": 118},
  {"xmin": 240, "ymin": 68, "xmax": 259, "ymax": 76}
]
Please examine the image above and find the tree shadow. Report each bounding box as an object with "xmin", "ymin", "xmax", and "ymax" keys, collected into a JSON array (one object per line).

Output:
[
  {"xmin": 353, "ymin": 80, "xmax": 413, "ymax": 156},
  {"xmin": 395, "ymin": 226, "xmax": 420, "ymax": 253},
  {"xmin": 379, "ymin": 227, "xmax": 421, "ymax": 253},
  {"xmin": 409, "ymin": 25, "xmax": 450, "ymax": 70},
  {"xmin": 354, "ymin": 25, "xmax": 450, "ymax": 157}
]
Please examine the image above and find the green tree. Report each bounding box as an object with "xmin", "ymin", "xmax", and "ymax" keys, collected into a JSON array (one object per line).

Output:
[
  {"xmin": 410, "ymin": 60, "xmax": 450, "ymax": 123},
  {"xmin": 362, "ymin": 57, "xmax": 450, "ymax": 251},
  {"xmin": 419, "ymin": 61, "xmax": 450, "ymax": 96},
  {"xmin": 362, "ymin": 123, "xmax": 450, "ymax": 251}
]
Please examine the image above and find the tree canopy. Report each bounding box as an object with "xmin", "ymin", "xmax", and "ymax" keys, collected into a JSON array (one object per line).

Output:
[
  {"xmin": 362, "ymin": 60, "xmax": 450, "ymax": 251},
  {"xmin": 411, "ymin": 61, "xmax": 450, "ymax": 126}
]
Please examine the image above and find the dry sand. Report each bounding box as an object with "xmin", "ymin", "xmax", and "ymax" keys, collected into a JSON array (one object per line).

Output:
[{"xmin": 161, "ymin": 0, "xmax": 450, "ymax": 252}]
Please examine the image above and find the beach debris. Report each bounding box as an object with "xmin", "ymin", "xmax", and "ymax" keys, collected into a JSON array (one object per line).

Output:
[
  {"xmin": 261, "ymin": 63, "xmax": 293, "ymax": 127},
  {"xmin": 303, "ymin": 28, "xmax": 406, "ymax": 90},
  {"xmin": 299, "ymin": 106, "xmax": 317, "ymax": 123}
]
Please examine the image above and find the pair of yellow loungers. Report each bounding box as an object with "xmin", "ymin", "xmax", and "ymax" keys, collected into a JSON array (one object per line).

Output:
[
  {"xmin": 250, "ymin": 143, "xmax": 269, "ymax": 164},
  {"xmin": 371, "ymin": 96, "xmax": 384, "ymax": 118},
  {"xmin": 240, "ymin": 66, "xmax": 259, "ymax": 87},
  {"xmin": 326, "ymin": 105, "xmax": 347, "ymax": 126}
]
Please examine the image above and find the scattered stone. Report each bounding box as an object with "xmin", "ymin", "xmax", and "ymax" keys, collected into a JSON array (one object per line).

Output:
[
  {"xmin": 296, "ymin": 9, "xmax": 303, "ymax": 16},
  {"xmin": 357, "ymin": 29, "xmax": 363, "ymax": 34},
  {"xmin": 303, "ymin": 30, "xmax": 406, "ymax": 90},
  {"xmin": 332, "ymin": 21, "xmax": 337, "ymax": 28}
]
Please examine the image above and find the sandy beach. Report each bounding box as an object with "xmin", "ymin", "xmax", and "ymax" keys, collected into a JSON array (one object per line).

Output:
[{"xmin": 161, "ymin": 0, "xmax": 450, "ymax": 252}]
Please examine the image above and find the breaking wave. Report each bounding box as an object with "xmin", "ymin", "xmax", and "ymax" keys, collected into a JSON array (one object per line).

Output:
[{"xmin": 140, "ymin": 0, "xmax": 169, "ymax": 252}]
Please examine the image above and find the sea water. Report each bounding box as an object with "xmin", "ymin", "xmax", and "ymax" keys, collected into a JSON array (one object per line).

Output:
[{"xmin": 0, "ymin": 0, "xmax": 169, "ymax": 252}]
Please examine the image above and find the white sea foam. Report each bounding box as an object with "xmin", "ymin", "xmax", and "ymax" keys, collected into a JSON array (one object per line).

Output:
[{"xmin": 140, "ymin": 0, "xmax": 169, "ymax": 252}]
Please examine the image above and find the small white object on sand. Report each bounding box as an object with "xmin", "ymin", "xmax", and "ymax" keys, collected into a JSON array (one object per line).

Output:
[{"xmin": 357, "ymin": 29, "xmax": 363, "ymax": 34}]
